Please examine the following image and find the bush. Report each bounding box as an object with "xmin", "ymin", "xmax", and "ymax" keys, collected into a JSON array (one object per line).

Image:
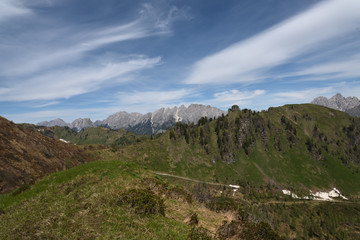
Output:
[
  {"xmin": 240, "ymin": 221, "xmax": 282, "ymax": 240},
  {"xmin": 206, "ymin": 196, "xmax": 238, "ymax": 212},
  {"xmin": 141, "ymin": 177, "xmax": 193, "ymax": 204},
  {"xmin": 117, "ymin": 188, "xmax": 165, "ymax": 216},
  {"xmin": 187, "ymin": 226, "xmax": 212, "ymax": 240},
  {"xmin": 217, "ymin": 220, "xmax": 282, "ymax": 240},
  {"xmin": 188, "ymin": 212, "xmax": 199, "ymax": 226}
]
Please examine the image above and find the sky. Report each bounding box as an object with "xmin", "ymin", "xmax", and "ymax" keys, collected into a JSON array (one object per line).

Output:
[{"xmin": 1, "ymin": 0, "xmax": 360, "ymax": 123}]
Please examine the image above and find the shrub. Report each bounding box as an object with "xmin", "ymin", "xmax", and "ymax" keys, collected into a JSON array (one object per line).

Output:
[
  {"xmin": 240, "ymin": 221, "xmax": 282, "ymax": 240},
  {"xmin": 188, "ymin": 212, "xmax": 199, "ymax": 226},
  {"xmin": 117, "ymin": 188, "xmax": 165, "ymax": 216},
  {"xmin": 206, "ymin": 196, "xmax": 238, "ymax": 212},
  {"xmin": 187, "ymin": 226, "xmax": 212, "ymax": 240}
]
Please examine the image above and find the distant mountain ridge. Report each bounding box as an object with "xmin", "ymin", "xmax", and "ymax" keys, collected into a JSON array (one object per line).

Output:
[
  {"xmin": 37, "ymin": 104, "xmax": 226, "ymax": 134},
  {"xmin": 311, "ymin": 93, "xmax": 360, "ymax": 113}
]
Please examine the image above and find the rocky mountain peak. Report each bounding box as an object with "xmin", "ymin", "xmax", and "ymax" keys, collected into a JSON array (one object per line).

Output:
[
  {"xmin": 37, "ymin": 118, "xmax": 69, "ymax": 128},
  {"xmin": 71, "ymin": 118, "xmax": 95, "ymax": 132},
  {"xmin": 311, "ymin": 93, "xmax": 360, "ymax": 112}
]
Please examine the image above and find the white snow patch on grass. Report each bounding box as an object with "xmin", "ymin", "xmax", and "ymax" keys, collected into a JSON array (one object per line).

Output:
[
  {"xmin": 282, "ymin": 188, "xmax": 348, "ymax": 201},
  {"xmin": 59, "ymin": 138, "xmax": 70, "ymax": 144}
]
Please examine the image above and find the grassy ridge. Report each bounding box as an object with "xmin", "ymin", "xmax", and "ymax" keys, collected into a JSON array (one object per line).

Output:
[
  {"xmin": 1, "ymin": 158, "xmax": 359, "ymax": 239},
  {"xmin": 0, "ymin": 160, "xmax": 227, "ymax": 239}
]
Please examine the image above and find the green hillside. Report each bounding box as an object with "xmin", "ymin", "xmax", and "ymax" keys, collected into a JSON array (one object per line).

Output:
[
  {"xmin": 1, "ymin": 158, "xmax": 359, "ymax": 239},
  {"xmin": 0, "ymin": 160, "xmax": 285, "ymax": 240},
  {"xmin": 51, "ymin": 126, "xmax": 149, "ymax": 147},
  {"xmin": 115, "ymin": 104, "xmax": 360, "ymax": 197}
]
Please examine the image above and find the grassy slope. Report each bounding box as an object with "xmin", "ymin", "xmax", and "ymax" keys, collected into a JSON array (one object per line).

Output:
[
  {"xmin": 52, "ymin": 126, "xmax": 148, "ymax": 146},
  {"xmin": 115, "ymin": 104, "xmax": 360, "ymax": 196},
  {"xmin": 0, "ymin": 160, "xmax": 226, "ymax": 240}
]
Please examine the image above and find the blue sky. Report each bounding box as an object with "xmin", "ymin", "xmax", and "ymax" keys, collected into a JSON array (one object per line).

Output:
[{"xmin": 1, "ymin": 0, "xmax": 360, "ymax": 123}]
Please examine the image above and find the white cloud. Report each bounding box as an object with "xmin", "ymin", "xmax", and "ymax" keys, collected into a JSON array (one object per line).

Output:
[
  {"xmin": 206, "ymin": 89, "xmax": 265, "ymax": 108},
  {"xmin": 0, "ymin": 2, "xmax": 189, "ymax": 102},
  {"xmin": 34, "ymin": 101, "xmax": 60, "ymax": 108},
  {"xmin": 214, "ymin": 89, "xmax": 265, "ymax": 101},
  {"xmin": 0, "ymin": 0, "xmax": 32, "ymax": 22},
  {"xmin": 273, "ymin": 87, "xmax": 334, "ymax": 103},
  {"xmin": 3, "ymin": 107, "xmax": 123, "ymax": 124},
  {"xmin": 139, "ymin": 3, "xmax": 191, "ymax": 32},
  {"xmin": 185, "ymin": 0, "xmax": 360, "ymax": 85},
  {"xmin": 0, "ymin": 20, "xmax": 157, "ymax": 77},
  {"xmin": 117, "ymin": 89, "xmax": 192, "ymax": 105},
  {"xmin": 0, "ymin": 3, "xmax": 189, "ymax": 78},
  {"xmin": 0, "ymin": 56, "xmax": 161, "ymax": 101},
  {"xmin": 111, "ymin": 89, "xmax": 194, "ymax": 113},
  {"xmin": 294, "ymin": 55, "xmax": 360, "ymax": 80}
]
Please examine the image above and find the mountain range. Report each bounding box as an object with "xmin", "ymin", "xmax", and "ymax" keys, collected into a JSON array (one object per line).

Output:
[
  {"xmin": 311, "ymin": 93, "xmax": 360, "ymax": 117},
  {"xmin": 38, "ymin": 104, "xmax": 226, "ymax": 134}
]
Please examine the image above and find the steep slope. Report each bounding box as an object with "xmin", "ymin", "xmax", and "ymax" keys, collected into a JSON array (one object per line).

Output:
[
  {"xmin": 0, "ymin": 116, "xmax": 93, "ymax": 193},
  {"xmin": 311, "ymin": 93, "xmax": 360, "ymax": 112},
  {"xmin": 117, "ymin": 104, "xmax": 360, "ymax": 196}
]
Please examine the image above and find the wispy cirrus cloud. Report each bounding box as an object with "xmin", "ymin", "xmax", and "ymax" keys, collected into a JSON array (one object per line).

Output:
[
  {"xmin": 111, "ymin": 89, "xmax": 194, "ymax": 113},
  {"xmin": 117, "ymin": 89, "xmax": 192, "ymax": 105},
  {"xmin": 34, "ymin": 101, "xmax": 60, "ymax": 108},
  {"xmin": 291, "ymin": 55, "xmax": 360, "ymax": 81},
  {"xmin": 0, "ymin": 2, "xmax": 188, "ymax": 103},
  {"xmin": 185, "ymin": 0, "xmax": 360, "ymax": 85},
  {"xmin": 0, "ymin": 6, "xmax": 178, "ymax": 78},
  {"xmin": 204, "ymin": 89, "xmax": 265, "ymax": 108},
  {"xmin": 0, "ymin": 0, "xmax": 32, "ymax": 22},
  {"xmin": 0, "ymin": 56, "xmax": 161, "ymax": 101},
  {"xmin": 273, "ymin": 87, "xmax": 334, "ymax": 103}
]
